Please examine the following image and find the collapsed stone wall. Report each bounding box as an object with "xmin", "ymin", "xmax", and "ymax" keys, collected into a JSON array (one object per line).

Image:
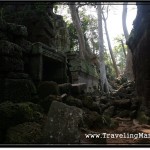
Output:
[
  {"xmin": 2, "ymin": 2, "xmax": 70, "ymax": 52},
  {"xmin": 0, "ymin": 3, "xmax": 71, "ymax": 143},
  {"xmin": 127, "ymin": 4, "xmax": 150, "ymax": 117},
  {"xmin": 0, "ymin": 3, "xmax": 109, "ymax": 144}
]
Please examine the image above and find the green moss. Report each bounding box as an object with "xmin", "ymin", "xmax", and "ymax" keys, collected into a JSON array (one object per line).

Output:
[
  {"xmin": 5, "ymin": 122, "xmax": 42, "ymax": 144},
  {"xmin": 17, "ymin": 103, "xmax": 34, "ymax": 120},
  {"xmin": 39, "ymin": 95, "xmax": 61, "ymax": 113},
  {"xmin": 82, "ymin": 96, "xmax": 93, "ymax": 109},
  {"xmin": 137, "ymin": 111, "xmax": 150, "ymax": 124},
  {"xmin": 93, "ymin": 115, "xmax": 118, "ymax": 129},
  {"xmin": 0, "ymin": 101, "xmax": 44, "ymax": 131},
  {"xmin": 83, "ymin": 109, "xmax": 115, "ymax": 129},
  {"xmin": 69, "ymin": 58, "xmax": 99, "ymax": 78}
]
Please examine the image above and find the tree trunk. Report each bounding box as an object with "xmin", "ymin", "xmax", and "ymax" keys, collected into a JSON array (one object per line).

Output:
[
  {"xmin": 122, "ymin": 3, "xmax": 129, "ymax": 40},
  {"xmin": 122, "ymin": 2, "xmax": 134, "ymax": 81},
  {"xmin": 102, "ymin": 13, "xmax": 120, "ymax": 78},
  {"xmin": 97, "ymin": 4, "xmax": 112, "ymax": 93},
  {"xmin": 120, "ymin": 39, "xmax": 127, "ymax": 58},
  {"xmin": 69, "ymin": 4, "xmax": 86, "ymax": 60}
]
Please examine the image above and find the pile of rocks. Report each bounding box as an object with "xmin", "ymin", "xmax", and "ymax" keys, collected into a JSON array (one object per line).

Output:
[{"xmin": 98, "ymin": 81, "xmax": 138, "ymax": 119}]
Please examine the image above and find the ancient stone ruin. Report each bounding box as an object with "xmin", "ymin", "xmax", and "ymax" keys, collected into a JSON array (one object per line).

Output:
[
  {"xmin": 1, "ymin": 2, "xmax": 150, "ymax": 145},
  {"xmin": 0, "ymin": 2, "xmax": 100, "ymax": 144}
]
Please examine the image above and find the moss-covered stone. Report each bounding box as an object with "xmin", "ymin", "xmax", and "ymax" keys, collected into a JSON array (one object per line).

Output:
[
  {"xmin": 38, "ymin": 81, "xmax": 59, "ymax": 99},
  {"xmin": 69, "ymin": 58, "xmax": 99, "ymax": 78},
  {"xmin": 90, "ymin": 101, "xmax": 101, "ymax": 114},
  {"xmin": 103, "ymin": 106, "xmax": 115, "ymax": 117},
  {"xmin": 58, "ymin": 83, "xmax": 72, "ymax": 95},
  {"xmin": 81, "ymin": 96, "xmax": 93, "ymax": 110},
  {"xmin": 0, "ymin": 79, "xmax": 37, "ymax": 103},
  {"xmin": 0, "ymin": 101, "xmax": 44, "ymax": 131},
  {"xmin": 117, "ymin": 110, "xmax": 130, "ymax": 118},
  {"xmin": 137, "ymin": 111, "xmax": 150, "ymax": 124},
  {"xmin": 82, "ymin": 108, "xmax": 114, "ymax": 129},
  {"xmin": 71, "ymin": 83, "xmax": 87, "ymax": 95},
  {"xmin": 6, "ymin": 23, "xmax": 28, "ymax": 37},
  {"xmin": 42, "ymin": 101, "xmax": 83, "ymax": 144},
  {"xmin": 64, "ymin": 96, "xmax": 83, "ymax": 108},
  {"xmin": 0, "ymin": 40, "xmax": 22, "ymax": 58},
  {"xmin": 5, "ymin": 122, "xmax": 42, "ymax": 144},
  {"xmin": 39, "ymin": 95, "xmax": 61, "ymax": 113},
  {"xmin": 113, "ymin": 99, "xmax": 131, "ymax": 109}
]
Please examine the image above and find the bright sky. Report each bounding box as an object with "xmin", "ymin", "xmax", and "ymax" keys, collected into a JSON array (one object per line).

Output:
[
  {"xmin": 56, "ymin": 3, "xmax": 137, "ymax": 49},
  {"xmin": 106, "ymin": 4, "xmax": 137, "ymax": 48}
]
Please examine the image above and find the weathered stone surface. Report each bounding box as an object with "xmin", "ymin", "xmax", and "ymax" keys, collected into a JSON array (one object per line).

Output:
[
  {"xmin": 39, "ymin": 95, "xmax": 61, "ymax": 113},
  {"xmin": 3, "ymin": 4, "xmax": 70, "ymax": 52},
  {"xmin": 100, "ymin": 96, "xmax": 109, "ymax": 104},
  {"xmin": 6, "ymin": 72, "xmax": 29, "ymax": 79},
  {"xmin": 82, "ymin": 109, "xmax": 101, "ymax": 129},
  {"xmin": 58, "ymin": 83, "xmax": 72, "ymax": 94},
  {"xmin": 0, "ymin": 101, "xmax": 43, "ymax": 129},
  {"xmin": 71, "ymin": 83, "xmax": 87, "ymax": 95},
  {"xmin": 67, "ymin": 52, "xmax": 99, "ymax": 91},
  {"xmin": 5, "ymin": 122, "xmax": 42, "ymax": 144},
  {"xmin": 43, "ymin": 101, "xmax": 83, "ymax": 144},
  {"xmin": 0, "ymin": 40, "xmax": 22, "ymax": 58},
  {"xmin": 136, "ymin": 111, "xmax": 150, "ymax": 124},
  {"xmin": 82, "ymin": 108, "xmax": 114, "ymax": 129},
  {"xmin": 0, "ymin": 40, "xmax": 24, "ymax": 72},
  {"xmin": 63, "ymin": 95, "xmax": 83, "ymax": 108},
  {"xmin": 99, "ymin": 103, "xmax": 108, "ymax": 112},
  {"xmin": 117, "ymin": 110, "xmax": 130, "ymax": 118},
  {"xmin": 91, "ymin": 101, "xmax": 101, "ymax": 114},
  {"xmin": 113, "ymin": 99, "xmax": 131, "ymax": 109},
  {"xmin": 81, "ymin": 96, "xmax": 93, "ymax": 110},
  {"xmin": 103, "ymin": 106, "xmax": 115, "ymax": 117},
  {"xmin": 0, "ymin": 101, "xmax": 44, "ymax": 143},
  {"xmin": 0, "ymin": 57, "xmax": 24, "ymax": 73},
  {"xmin": 38, "ymin": 81, "xmax": 59, "ymax": 99},
  {"xmin": 0, "ymin": 79, "xmax": 37, "ymax": 103}
]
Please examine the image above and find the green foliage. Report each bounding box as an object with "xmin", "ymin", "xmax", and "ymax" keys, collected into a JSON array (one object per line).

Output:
[
  {"xmin": 113, "ymin": 34, "xmax": 127, "ymax": 74},
  {"xmin": 58, "ymin": 5, "xmax": 99, "ymax": 54},
  {"xmin": 104, "ymin": 51, "xmax": 116, "ymax": 80},
  {"xmin": 67, "ymin": 23, "xmax": 78, "ymax": 51}
]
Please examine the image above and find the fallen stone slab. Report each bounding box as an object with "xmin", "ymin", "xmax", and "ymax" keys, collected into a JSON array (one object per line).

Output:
[
  {"xmin": 71, "ymin": 83, "xmax": 87, "ymax": 95},
  {"xmin": 58, "ymin": 83, "xmax": 72, "ymax": 94},
  {"xmin": 42, "ymin": 101, "xmax": 83, "ymax": 144}
]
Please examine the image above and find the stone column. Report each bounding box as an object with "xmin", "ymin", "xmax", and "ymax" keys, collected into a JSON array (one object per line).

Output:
[{"xmin": 30, "ymin": 43, "xmax": 43, "ymax": 84}]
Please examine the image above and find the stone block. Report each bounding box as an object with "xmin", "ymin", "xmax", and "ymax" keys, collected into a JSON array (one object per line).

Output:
[
  {"xmin": 42, "ymin": 101, "xmax": 83, "ymax": 144},
  {"xmin": 0, "ymin": 79, "xmax": 37, "ymax": 103},
  {"xmin": 71, "ymin": 83, "xmax": 87, "ymax": 95}
]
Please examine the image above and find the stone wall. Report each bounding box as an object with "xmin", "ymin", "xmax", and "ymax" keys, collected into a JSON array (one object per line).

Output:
[
  {"xmin": 3, "ymin": 2, "xmax": 70, "ymax": 52},
  {"xmin": 67, "ymin": 52, "xmax": 100, "ymax": 92},
  {"xmin": 127, "ymin": 4, "xmax": 150, "ymax": 116},
  {"xmin": 1, "ymin": 2, "xmax": 69, "ymax": 84}
]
